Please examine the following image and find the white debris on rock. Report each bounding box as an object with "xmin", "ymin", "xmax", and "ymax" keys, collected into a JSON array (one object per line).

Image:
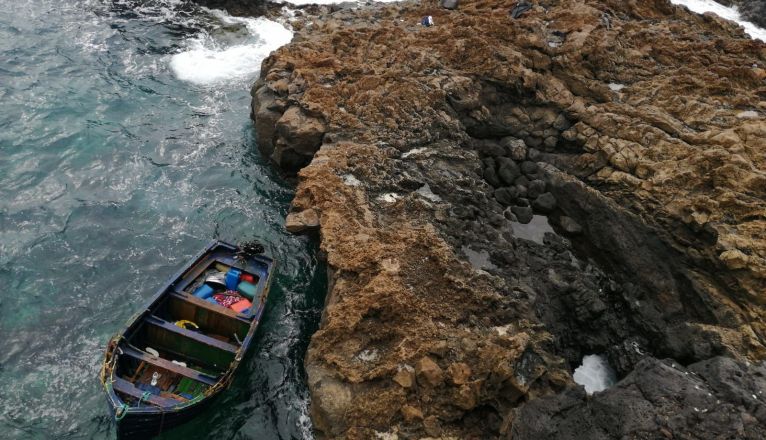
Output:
[
  {"xmin": 377, "ymin": 193, "xmax": 401, "ymax": 203},
  {"xmin": 357, "ymin": 349, "xmax": 379, "ymax": 362},
  {"xmin": 492, "ymin": 324, "xmax": 514, "ymax": 337},
  {"xmin": 416, "ymin": 184, "xmax": 441, "ymax": 202},
  {"xmin": 342, "ymin": 174, "xmax": 362, "ymax": 186},
  {"xmin": 737, "ymin": 110, "xmax": 759, "ymax": 118},
  {"xmin": 401, "ymin": 147, "xmax": 429, "ymax": 158},
  {"xmin": 608, "ymin": 83, "xmax": 626, "ymax": 91},
  {"xmin": 374, "ymin": 431, "xmax": 399, "ymax": 440}
]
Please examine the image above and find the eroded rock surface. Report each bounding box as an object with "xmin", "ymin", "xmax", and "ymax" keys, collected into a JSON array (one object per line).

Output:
[{"xmin": 251, "ymin": 0, "xmax": 766, "ymax": 438}]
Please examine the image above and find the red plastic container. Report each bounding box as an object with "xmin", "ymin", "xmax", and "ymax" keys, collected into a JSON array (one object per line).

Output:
[{"xmin": 231, "ymin": 299, "xmax": 252, "ymax": 313}]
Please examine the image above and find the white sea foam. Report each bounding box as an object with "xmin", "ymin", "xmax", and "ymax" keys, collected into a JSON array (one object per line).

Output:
[
  {"xmin": 170, "ymin": 13, "xmax": 293, "ymax": 86},
  {"xmin": 573, "ymin": 354, "xmax": 617, "ymax": 394},
  {"xmin": 670, "ymin": 0, "xmax": 766, "ymax": 41},
  {"xmin": 280, "ymin": 0, "xmax": 401, "ymax": 4}
]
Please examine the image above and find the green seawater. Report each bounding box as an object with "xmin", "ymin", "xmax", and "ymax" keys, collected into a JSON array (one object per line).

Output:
[{"xmin": 0, "ymin": 1, "xmax": 323, "ymax": 438}]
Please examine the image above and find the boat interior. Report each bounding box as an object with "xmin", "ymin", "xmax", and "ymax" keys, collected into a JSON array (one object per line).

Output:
[{"xmin": 109, "ymin": 251, "xmax": 270, "ymax": 408}]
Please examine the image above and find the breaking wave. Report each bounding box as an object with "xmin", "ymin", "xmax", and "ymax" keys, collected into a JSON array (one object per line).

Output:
[
  {"xmin": 671, "ymin": 0, "xmax": 766, "ymax": 41},
  {"xmin": 170, "ymin": 10, "xmax": 293, "ymax": 86}
]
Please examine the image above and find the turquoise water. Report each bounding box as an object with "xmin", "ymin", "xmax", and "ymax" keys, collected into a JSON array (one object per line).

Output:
[{"xmin": 0, "ymin": 0, "xmax": 323, "ymax": 438}]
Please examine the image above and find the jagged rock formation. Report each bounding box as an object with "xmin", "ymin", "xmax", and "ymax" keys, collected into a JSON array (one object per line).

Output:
[
  {"xmin": 511, "ymin": 356, "xmax": 766, "ymax": 439},
  {"xmin": 250, "ymin": 0, "xmax": 766, "ymax": 438}
]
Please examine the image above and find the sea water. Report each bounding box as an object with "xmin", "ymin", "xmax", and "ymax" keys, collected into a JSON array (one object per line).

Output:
[
  {"xmin": 0, "ymin": 0, "xmax": 324, "ymax": 438},
  {"xmin": 670, "ymin": 0, "xmax": 766, "ymax": 41},
  {"xmin": 573, "ymin": 354, "xmax": 617, "ymax": 395}
]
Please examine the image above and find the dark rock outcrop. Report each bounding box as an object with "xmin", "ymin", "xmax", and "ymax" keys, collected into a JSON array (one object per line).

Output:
[{"xmin": 510, "ymin": 356, "xmax": 766, "ymax": 439}]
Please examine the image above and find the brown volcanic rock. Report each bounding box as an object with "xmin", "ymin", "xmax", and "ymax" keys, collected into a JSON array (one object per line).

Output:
[
  {"xmin": 251, "ymin": 0, "xmax": 766, "ymax": 438},
  {"xmin": 294, "ymin": 141, "xmax": 567, "ymax": 438},
  {"xmin": 285, "ymin": 208, "xmax": 320, "ymax": 233}
]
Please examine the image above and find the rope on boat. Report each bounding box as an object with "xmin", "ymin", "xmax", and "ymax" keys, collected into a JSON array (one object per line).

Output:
[
  {"xmin": 101, "ymin": 334, "xmax": 131, "ymax": 422},
  {"xmin": 140, "ymin": 391, "xmax": 152, "ymax": 407},
  {"xmin": 115, "ymin": 403, "xmax": 130, "ymax": 422}
]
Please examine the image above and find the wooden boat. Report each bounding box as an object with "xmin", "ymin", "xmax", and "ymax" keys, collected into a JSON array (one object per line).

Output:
[{"xmin": 100, "ymin": 240, "xmax": 274, "ymax": 438}]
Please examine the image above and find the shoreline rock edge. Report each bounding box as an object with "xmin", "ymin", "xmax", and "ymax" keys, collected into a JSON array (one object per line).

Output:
[{"xmin": 251, "ymin": 0, "xmax": 766, "ymax": 438}]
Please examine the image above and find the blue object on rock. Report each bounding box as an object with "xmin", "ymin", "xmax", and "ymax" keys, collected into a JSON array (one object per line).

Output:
[
  {"xmin": 193, "ymin": 284, "xmax": 214, "ymax": 299},
  {"xmin": 225, "ymin": 268, "xmax": 241, "ymax": 290},
  {"xmin": 421, "ymin": 15, "xmax": 434, "ymax": 26}
]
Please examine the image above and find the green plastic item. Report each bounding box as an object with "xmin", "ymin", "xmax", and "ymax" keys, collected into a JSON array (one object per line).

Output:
[
  {"xmin": 177, "ymin": 377, "xmax": 204, "ymax": 396},
  {"xmin": 237, "ymin": 281, "xmax": 257, "ymax": 300}
]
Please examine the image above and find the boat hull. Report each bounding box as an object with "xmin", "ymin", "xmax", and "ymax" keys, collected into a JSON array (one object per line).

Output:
[
  {"xmin": 110, "ymin": 392, "xmax": 219, "ymax": 439},
  {"xmin": 100, "ymin": 240, "xmax": 274, "ymax": 439}
]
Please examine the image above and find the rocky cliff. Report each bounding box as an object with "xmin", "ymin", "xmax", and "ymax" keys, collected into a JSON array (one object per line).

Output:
[{"xmin": 250, "ymin": 0, "xmax": 766, "ymax": 438}]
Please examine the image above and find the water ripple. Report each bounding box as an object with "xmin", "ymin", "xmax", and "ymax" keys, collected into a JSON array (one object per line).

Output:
[{"xmin": 0, "ymin": 0, "xmax": 321, "ymax": 438}]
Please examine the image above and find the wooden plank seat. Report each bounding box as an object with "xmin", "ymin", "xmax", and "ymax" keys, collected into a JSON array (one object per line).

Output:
[
  {"xmin": 170, "ymin": 291, "xmax": 252, "ymax": 324},
  {"xmin": 145, "ymin": 315, "xmax": 239, "ymax": 354},
  {"xmin": 121, "ymin": 345, "xmax": 219, "ymax": 387},
  {"xmin": 112, "ymin": 376, "xmax": 180, "ymax": 408}
]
